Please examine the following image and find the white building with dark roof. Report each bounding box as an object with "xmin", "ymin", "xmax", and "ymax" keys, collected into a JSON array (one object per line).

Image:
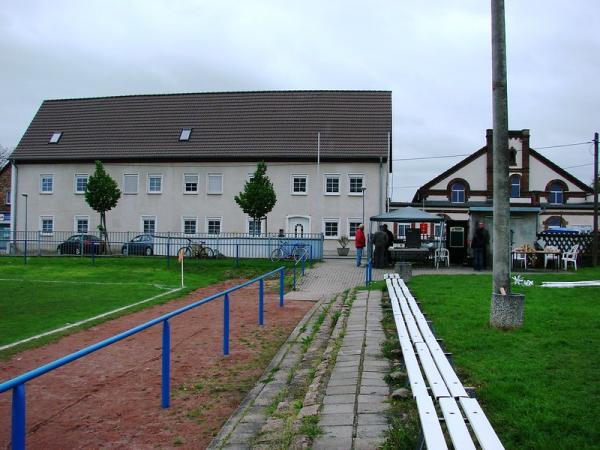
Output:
[{"xmin": 10, "ymin": 91, "xmax": 392, "ymax": 253}]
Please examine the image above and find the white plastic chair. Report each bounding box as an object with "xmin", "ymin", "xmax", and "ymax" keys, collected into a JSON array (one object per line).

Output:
[
  {"xmin": 562, "ymin": 244, "xmax": 579, "ymax": 271},
  {"xmin": 544, "ymin": 246, "xmax": 560, "ymax": 269},
  {"xmin": 434, "ymin": 248, "xmax": 450, "ymax": 269},
  {"xmin": 512, "ymin": 249, "xmax": 527, "ymax": 269}
]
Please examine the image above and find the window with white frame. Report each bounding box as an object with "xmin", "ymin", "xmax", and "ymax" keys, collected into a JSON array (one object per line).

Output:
[
  {"xmin": 183, "ymin": 217, "xmax": 197, "ymax": 234},
  {"xmin": 184, "ymin": 173, "xmax": 199, "ymax": 193},
  {"xmin": 348, "ymin": 174, "xmax": 364, "ymax": 194},
  {"xmin": 549, "ymin": 182, "xmax": 564, "ymax": 204},
  {"xmin": 397, "ymin": 223, "xmax": 410, "ymax": 238},
  {"xmin": 74, "ymin": 174, "xmax": 88, "ymax": 194},
  {"xmin": 40, "ymin": 216, "xmax": 54, "ymax": 235},
  {"xmin": 450, "ymin": 182, "xmax": 465, "ymax": 203},
  {"xmin": 348, "ymin": 220, "xmax": 361, "ymax": 238},
  {"xmin": 40, "ymin": 174, "xmax": 53, "ymax": 194},
  {"xmin": 207, "ymin": 218, "xmax": 222, "ymax": 235},
  {"xmin": 74, "ymin": 216, "xmax": 89, "ymax": 233},
  {"xmin": 5, "ymin": 190, "xmax": 10, "ymax": 205},
  {"xmin": 123, "ymin": 174, "xmax": 139, "ymax": 194},
  {"xmin": 324, "ymin": 174, "xmax": 340, "ymax": 195},
  {"xmin": 248, "ymin": 218, "xmax": 262, "ymax": 236},
  {"xmin": 292, "ymin": 174, "xmax": 308, "ymax": 194},
  {"xmin": 434, "ymin": 223, "xmax": 442, "ymax": 238},
  {"xmin": 207, "ymin": 173, "xmax": 223, "ymax": 194},
  {"xmin": 141, "ymin": 216, "xmax": 156, "ymax": 234},
  {"xmin": 323, "ymin": 218, "xmax": 340, "ymax": 238},
  {"xmin": 148, "ymin": 174, "xmax": 162, "ymax": 194}
]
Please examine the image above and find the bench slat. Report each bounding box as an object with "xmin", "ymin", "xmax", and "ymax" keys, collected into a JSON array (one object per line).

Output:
[
  {"xmin": 439, "ymin": 397, "xmax": 477, "ymax": 450},
  {"xmin": 459, "ymin": 397, "xmax": 505, "ymax": 450},
  {"xmin": 415, "ymin": 342, "xmax": 450, "ymax": 399},
  {"xmin": 415, "ymin": 395, "xmax": 449, "ymax": 450},
  {"xmin": 427, "ymin": 340, "xmax": 469, "ymax": 398},
  {"xmin": 392, "ymin": 311, "xmax": 429, "ymax": 398}
]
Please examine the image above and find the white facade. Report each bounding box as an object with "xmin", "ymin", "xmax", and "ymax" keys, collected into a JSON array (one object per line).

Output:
[{"xmin": 12, "ymin": 161, "xmax": 387, "ymax": 251}]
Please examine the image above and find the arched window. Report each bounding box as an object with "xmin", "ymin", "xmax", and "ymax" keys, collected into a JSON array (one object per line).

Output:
[
  {"xmin": 549, "ymin": 181, "xmax": 565, "ymax": 204},
  {"xmin": 509, "ymin": 148, "xmax": 517, "ymax": 166},
  {"xmin": 450, "ymin": 182, "xmax": 465, "ymax": 203},
  {"xmin": 545, "ymin": 216, "xmax": 565, "ymax": 229},
  {"xmin": 510, "ymin": 174, "xmax": 521, "ymax": 198}
]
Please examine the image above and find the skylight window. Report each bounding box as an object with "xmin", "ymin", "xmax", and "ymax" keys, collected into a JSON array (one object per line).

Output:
[
  {"xmin": 49, "ymin": 132, "xmax": 62, "ymax": 144},
  {"xmin": 179, "ymin": 128, "xmax": 192, "ymax": 141}
]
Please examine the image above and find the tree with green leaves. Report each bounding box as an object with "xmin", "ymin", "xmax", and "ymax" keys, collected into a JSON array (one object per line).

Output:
[
  {"xmin": 235, "ymin": 161, "xmax": 277, "ymax": 235},
  {"xmin": 85, "ymin": 161, "xmax": 121, "ymax": 250}
]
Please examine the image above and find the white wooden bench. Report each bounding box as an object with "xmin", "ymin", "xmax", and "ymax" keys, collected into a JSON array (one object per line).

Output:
[{"xmin": 384, "ymin": 273, "xmax": 504, "ymax": 450}]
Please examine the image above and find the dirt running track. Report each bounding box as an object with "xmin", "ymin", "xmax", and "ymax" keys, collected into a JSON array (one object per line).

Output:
[{"xmin": 0, "ymin": 280, "xmax": 314, "ymax": 449}]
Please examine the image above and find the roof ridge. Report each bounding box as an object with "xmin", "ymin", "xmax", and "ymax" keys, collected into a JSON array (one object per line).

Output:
[{"xmin": 43, "ymin": 90, "xmax": 392, "ymax": 103}]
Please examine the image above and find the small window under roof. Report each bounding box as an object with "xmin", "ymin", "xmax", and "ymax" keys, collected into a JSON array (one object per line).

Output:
[
  {"xmin": 179, "ymin": 128, "xmax": 192, "ymax": 141},
  {"xmin": 49, "ymin": 132, "xmax": 62, "ymax": 144}
]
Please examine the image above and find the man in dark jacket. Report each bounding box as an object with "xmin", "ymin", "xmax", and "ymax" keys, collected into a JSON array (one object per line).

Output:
[
  {"xmin": 373, "ymin": 226, "xmax": 388, "ymax": 269},
  {"xmin": 471, "ymin": 221, "xmax": 490, "ymax": 271},
  {"xmin": 382, "ymin": 224, "xmax": 394, "ymax": 266}
]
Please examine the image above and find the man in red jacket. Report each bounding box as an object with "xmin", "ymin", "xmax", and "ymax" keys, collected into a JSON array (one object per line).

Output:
[{"xmin": 355, "ymin": 224, "xmax": 366, "ymax": 267}]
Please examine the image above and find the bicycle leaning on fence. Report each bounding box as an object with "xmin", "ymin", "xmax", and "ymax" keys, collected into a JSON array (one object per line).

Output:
[
  {"xmin": 270, "ymin": 241, "xmax": 309, "ymax": 262},
  {"xmin": 178, "ymin": 241, "xmax": 216, "ymax": 259}
]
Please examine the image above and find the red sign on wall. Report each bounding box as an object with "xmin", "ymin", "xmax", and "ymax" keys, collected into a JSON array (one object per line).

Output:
[{"xmin": 419, "ymin": 223, "xmax": 428, "ymax": 234}]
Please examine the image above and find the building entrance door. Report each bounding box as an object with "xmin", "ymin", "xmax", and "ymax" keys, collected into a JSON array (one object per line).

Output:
[{"xmin": 287, "ymin": 216, "xmax": 310, "ymax": 237}]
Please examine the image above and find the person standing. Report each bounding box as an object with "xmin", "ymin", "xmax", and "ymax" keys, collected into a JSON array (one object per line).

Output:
[
  {"xmin": 382, "ymin": 224, "xmax": 395, "ymax": 267},
  {"xmin": 355, "ymin": 224, "xmax": 366, "ymax": 267},
  {"xmin": 471, "ymin": 221, "xmax": 490, "ymax": 271},
  {"xmin": 373, "ymin": 226, "xmax": 388, "ymax": 269}
]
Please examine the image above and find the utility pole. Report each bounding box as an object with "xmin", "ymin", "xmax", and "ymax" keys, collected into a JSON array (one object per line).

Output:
[
  {"xmin": 489, "ymin": 0, "xmax": 524, "ymax": 328},
  {"xmin": 593, "ymin": 132, "xmax": 598, "ymax": 266}
]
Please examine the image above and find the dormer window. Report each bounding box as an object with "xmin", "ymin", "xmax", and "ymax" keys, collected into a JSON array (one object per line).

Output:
[
  {"xmin": 179, "ymin": 128, "xmax": 192, "ymax": 141},
  {"xmin": 49, "ymin": 132, "xmax": 62, "ymax": 144}
]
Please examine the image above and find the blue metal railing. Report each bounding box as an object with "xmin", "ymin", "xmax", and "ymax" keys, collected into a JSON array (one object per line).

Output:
[{"xmin": 0, "ymin": 266, "xmax": 289, "ymax": 450}]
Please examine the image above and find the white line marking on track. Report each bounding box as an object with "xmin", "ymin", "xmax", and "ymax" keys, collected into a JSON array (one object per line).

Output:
[
  {"xmin": 0, "ymin": 278, "xmax": 176, "ymax": 290},
  {"xmin": 0, "ymin": 287, "xmax": 183, "ymax": 352}
]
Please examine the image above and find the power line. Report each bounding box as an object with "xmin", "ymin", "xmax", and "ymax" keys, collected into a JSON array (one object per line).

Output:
[
  {"xmin": 532, "ymin": 141, "xmax": 593, "ymax": 150},
  {"xmin": 564, "ymin": 163, "xmax": 593, "ymax": 169},
  {"xmin": 392, "ymin": 153, "xmax": 469, "ymax": 162},
  {"xmin": 392, "ymin": 141, "xmax": 593, "ymax": 163}
]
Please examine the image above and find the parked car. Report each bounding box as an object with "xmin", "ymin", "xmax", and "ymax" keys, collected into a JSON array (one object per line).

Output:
[
  {"xmin": 57, "ymin": 234, "xmax": 106, "ymax": 255},
  {"xmin": 122, "ymin": 234, "xmax": 154, "ymax": 256}
]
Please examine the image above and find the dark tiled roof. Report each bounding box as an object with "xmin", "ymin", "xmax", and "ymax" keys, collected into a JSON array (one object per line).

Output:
[{"xmin": 12, "ymin": 91, "xmax": 392, "ymax": 163}]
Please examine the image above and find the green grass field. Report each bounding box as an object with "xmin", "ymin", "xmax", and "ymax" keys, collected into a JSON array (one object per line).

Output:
[
  {"xmin": 406, "ymin": 268, "xmax": 600, "ymax": 449},
  {"xmin": 0, "ymin": 256, "xmax": 296, "ymax": 358}
]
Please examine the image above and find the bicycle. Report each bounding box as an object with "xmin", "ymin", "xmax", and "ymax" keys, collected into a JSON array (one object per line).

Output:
[
  {"xmin": 178, "ymin": 241, "xmax": 216, "ymax": 259},
  {"xmin": 270, "ymin": 241, "xmax": 309, "ymax": 262}
]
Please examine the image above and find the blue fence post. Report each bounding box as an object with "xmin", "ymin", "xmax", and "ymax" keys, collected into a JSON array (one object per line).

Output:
[
  {"xmin": 279, "ymin": 268, "xmax": 284, "ymax": 307},
  {"xmin": 223, "ymin": 293, "xmax": 230, "ymax": 356},
  {"xmin": 12, "ymin": 383, "xmax": 25, "ymax": 450},
  {"xmin": 302, "ymin": 255, "xmax": 305, "ymax": 276},
  {"xmin": 259, "ymin": 279, "xmax": 264, "ymax": 326},
  {"xmin": 161, "ymin": 320, "xmax": 170, "ymax": 409}
]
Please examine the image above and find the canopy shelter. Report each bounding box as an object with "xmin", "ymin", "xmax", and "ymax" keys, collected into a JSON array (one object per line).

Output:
[
  {"xmin": 370, "ymin": 206, "xmax": 445, "ymax": 223},
  {"xmin": 367, "ymin": 207, "xmax": 446, "ymax": 263}
]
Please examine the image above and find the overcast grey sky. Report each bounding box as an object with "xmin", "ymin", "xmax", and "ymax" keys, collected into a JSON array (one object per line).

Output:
[{"xmin": 1, "ymin": 0, "xmax": 598, "ymax": 201}]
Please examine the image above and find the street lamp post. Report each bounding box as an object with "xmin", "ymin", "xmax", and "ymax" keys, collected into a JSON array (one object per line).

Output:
[
  {"xmin": 22, "ymin": 193, "xmax": 28, "ymax": 264},
  {"xmin": 361, "ymin": 187, "xmax": 367, "ymax": 226}
]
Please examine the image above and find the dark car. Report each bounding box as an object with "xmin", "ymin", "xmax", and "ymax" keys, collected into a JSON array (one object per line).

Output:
[
  {"xmin": 122, "ymin": 234, "xmax": 154, "ymax": 256},
  {"xmin": 57, "ymin": 234, "xmax": 106, "ymax": 255}
]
